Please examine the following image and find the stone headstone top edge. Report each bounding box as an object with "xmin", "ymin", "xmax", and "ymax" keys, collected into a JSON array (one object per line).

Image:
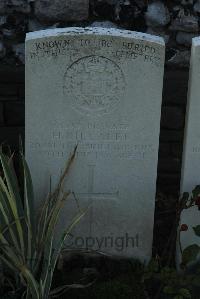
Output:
[
  {"xmin": 192, "ymin": 36, "xmax": 200, "ymax": 46},
  {"xmin": 26, "ymin": 27, "xmax": 165, "ymax": 45}
]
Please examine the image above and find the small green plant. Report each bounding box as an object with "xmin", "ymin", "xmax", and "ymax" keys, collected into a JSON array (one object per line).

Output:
[
  {"xmin": 0, "ymin": 147, "xmax": 85, "ymax": 299},
  {"xmin": 143, "ymin": 258, "xmax": 194, "ymax": 299},
  {"xmin": 143, "ymin": 186, "xmax": 200, "ymax": 299},
  {"xmin": 178, "ymin": 186, "xmax": 200, "ymax": 268}
]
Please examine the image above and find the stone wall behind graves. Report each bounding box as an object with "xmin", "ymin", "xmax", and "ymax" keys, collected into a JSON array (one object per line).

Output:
[{"xmin": 0, "ymin": 0, "xmax": 195, "ymax": 195}]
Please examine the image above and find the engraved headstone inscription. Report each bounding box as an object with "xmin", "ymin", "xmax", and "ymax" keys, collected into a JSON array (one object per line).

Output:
[
  {"xmin": 25, "ymin": 27, "xmax": 165, "ymax": 261},
  {"xmin": 177, "ymin": 37, "xmax": 200, "ymax": 265}
]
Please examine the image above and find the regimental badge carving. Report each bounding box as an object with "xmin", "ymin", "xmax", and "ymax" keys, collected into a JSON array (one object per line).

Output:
[{"xmin": 63, "ymin": 55, "xmax": 126, "ymax": 115}]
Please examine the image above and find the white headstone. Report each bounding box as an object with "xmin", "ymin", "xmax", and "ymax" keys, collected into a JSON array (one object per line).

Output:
[
  {"xmin": 25, "ymin": 27, "xmax": 165, "ymax": 261},
  {"xmin": 178, "ymin": 37, "xmax": 200, "ymax": 265}
]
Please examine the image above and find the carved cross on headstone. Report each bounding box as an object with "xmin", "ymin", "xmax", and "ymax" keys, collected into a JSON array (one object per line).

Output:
[
  {"xmin": 75, "ymin": 164, "xmax": 119, "ymax": 237},
  {"xmin": 76, "ymin": 164, "xmax": 119, "ymax": 201}
]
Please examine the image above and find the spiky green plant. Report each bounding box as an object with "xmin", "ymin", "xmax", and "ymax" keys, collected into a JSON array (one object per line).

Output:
[{"xmin": 0, "ymin": 147, "xmax": 85, "ymax": 299}]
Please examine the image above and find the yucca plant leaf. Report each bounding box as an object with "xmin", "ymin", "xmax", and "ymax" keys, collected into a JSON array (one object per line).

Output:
[
  {"xmin": 34, "ymin": 192, "xmax": 70, "ymax": 279},
  {"xmin": 40, "ymin": 198, "xmax": 85, "ymax": 298},
  {"xmin": 0, "ymin": 239, "xmax": 24, "ymax": 269},
  {"xmin": 0, "ymin": 189, "xmax": 21, "ymax": 253},
  {"xmin": 37, "ymin": 146, "xmax": 76, "ymax": 246},
  {"xmin": 37, "ymin": 188, "xmax": 69, "ymax": 250},
  {"xmin": 0, "ymin": 176, "xmax": 25, "ymax": 262},
  {"xmin": 21, "ymin": 154, "xmax": 36, "ymax": 267},
  {"xmin": 51, "ymin": 209, "xmax": 86, "ymax": 272},
  {"xmin": 56, "ymin": 208, "xmax": 86, "ymax": 257},
  {"xmin": 41, "ymin": 237, "xmax": 54, "ymax": 299},
  {"xmin": 46, "ymin": 210, "xmax": 86, "ymax": 298},
  {"xmin": 0, "ymin": 188, "xmax": 12, "ymax": 227},
  {"xmin": 0, "ymin": 153, "xmax": 25, "ymax": 259},
  {"xmin": 0, "ymin": 152, "xmax": 23, "ymax": 215},
  {"xmin": 0, "ymin": 147, "xmax": 84, "ymax": 299},
  {"xmin": 20, "ymin": 266, "xmax": 40, "ymax": 299},
  {"xmin": 36, "ymin": 193, "xmax": 52, "ymax": 254},
  {"xmin": 37, "ymin": 147, "xmax": 77, "ymax": 253},
  {"xmin": 21, "ymin": 154, "xmax": 35, "ymax": 232},
  {"xmin": 19, "ymin": 136, "xmax": 24, "ymax": 155},
  {"xmin": 35, "ymin": 192, "xmax": 75, "ymax": 293},
  {"xmin": 25, "ymin": 289, "xmax": 32, "ymax": 299},
  {"xmin": 41, "ymin": 193, "xmax": 69, "ymax": 254},
  {"xmin": 50, "ymin": 145, "xmax": 77, "ymax": 205},
  {"xmin": 0, "ymin": 254, "xmax": 19, "ymax": 273}
]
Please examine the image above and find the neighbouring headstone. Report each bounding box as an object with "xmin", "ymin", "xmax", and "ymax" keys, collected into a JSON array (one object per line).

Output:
[
  {"xmin": 25, "ymin": 27, "xmax": 165, "ymax": 261},
  {"xmin": 178, "ymin": 37, "xmax": 200, "ymax": 266}
]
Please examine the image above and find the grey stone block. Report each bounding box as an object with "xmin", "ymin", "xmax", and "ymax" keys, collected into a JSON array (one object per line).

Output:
[
  {"xmin": 163, "ymin": 69, "xmax": 189, "ymax": 105},
  {"xmin": 160, "ymin": 129, "xmax": 184, "ymax": 142},
  {"xmin": 161, "ymin": 106, "xmax": 184, "ymax": 130},
  {"xmin": 0, "ymin": 126, "xmax": 24, "ymax": 149},
  {"xmin": 145, "ymin": 1, "xmax": 170, "ymax": 27},
  {"xmin": 0, "ymin": 84, "xmax": 18, "ymax": 96},
  {"xmin": 158, "ymin": 143, "xmax": 171, "ymax": 157},
  {"xmin": 0, "ymin": 0, "xmax": 30, "ymax": 14},
  {"xmin": 0, "ymin": 65, "xmax": 24, "ymax": 83},
  {"xmin": 5, "ymin": 102, "xmax": 24, "ymax": 126},
  {"xmin": 158, "ymin": 157, "xmax": 181, "ymax": 173},
  {"xmin": 0, "ymin": 102, "xmax": 4, "ymax": 124},
  {"xmin": 171, "ymin": 143, "xmax": 183, "ymax": 158},
  {"xmin": 34, "ymin": 0, "xmax": 89, "ymax": 22}
]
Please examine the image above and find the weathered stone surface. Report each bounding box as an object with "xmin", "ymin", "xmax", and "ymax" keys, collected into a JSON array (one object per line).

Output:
[
  {"xmin": 159, "ymin": 142, "xmax": 171, "ymax": 157},
  {"xmin": 90, "ymin": 20, "xmax": 119, "ymax": 28},
  {"xmin": 158, "ymin": 157, "xmax": 181, "ymax": 173},
  {"xmin": 0, "ymin": 126, "xmax": 24, "ymax": 149},
  {"xmin": 161, "ymin": 106, "xmax": 184, "ymax": 130},
  {"xmin": 194, "ymin": 0, "xmax": 200, "ymax": 13},
  {"xmin": 101, "ymin": 0, "xmax": 118, "ymax": 4},
  {"xmin": 0, "ymin": 0, "xmax": 31, "ymax": 14},
  {"xmin": 181, "ymin": 0, "xmax": 194, "ymax": 5},
  {"xmin": 2, "ymin": 28, "xmax": 15, "ymax": 39},
  {"xmin": 0, "ymin": 102, "xmax": 4, "ymax": 124},
  {"xmin": 28, "ymin": 19, "xmax": 47, "ymax": 32},
  {"xmin": 157, "ymin": 173, "xmax": 180, "ymax": 194},
  {"xmin": 177, "ymin": 37, "xmax": 200, "ymax": 267},
  {"xmin": 162, "ymin": 69, "xmax": 189, "ymax": 105},
  {"xmin": 4, "ymin": 101, "xmax": 24, "ymax": 125},
  {"xmin": 145, "ymin": 1, "xmax": 170, "ymax": 27},
  {"xmin": 12, "ymin": 43, "xmax": 25, "ymax": 64},
  {"xmin": 171, "ymin": 143, "xmax": 183, "ymax": 157},
  {"xmin": 9, "ymin": 0, "xmax": 31, "ymax": 13},
  {"xmin": 0, "ymin": 83, "xmax": 18, "ymax": 96},
  {"xmin": 25, "ymin": 27, "xmax": 165, "ymax": 260},
  {"xmin": 170, "ymin": 15, "xmax": 199, "ymax": 32},
  {"xmin": 167, "ymin": 50, "xmax": 190, "ymax": 67},
  {"xmin": 146, "ymin": 27, "xmax": 169, "ymax": 43},
  {"xmin": 34, "ymin": 0, "xmax": 89, "ymax": 22},
  {"xmin": 0, "ymin": 42, "xmax": 6, "ymax": 59},
  {"xmin": 0, "ymin": 2, "xmax": 6, "ymax": 14},
  {"xmin": 160, "ymin": 129, "xmax": 184, "ymax": 142},
  {"xmin": 0, "ymin": 65, "xmax": 24, "ymax": 83},
  {"xmin": 134, "ymin": 0, "xmax": 146, "ymax": 9},
  {"xmin": 0, "ymin": 16, "xmax": 6, "ymax": 25},
  {"xmin": 176, "ymin": 31, "xmax": 198, "ymax": 46},
  {"xmin": 18, "ymin": 83, "xmax": 25, "ymax": 98}
]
